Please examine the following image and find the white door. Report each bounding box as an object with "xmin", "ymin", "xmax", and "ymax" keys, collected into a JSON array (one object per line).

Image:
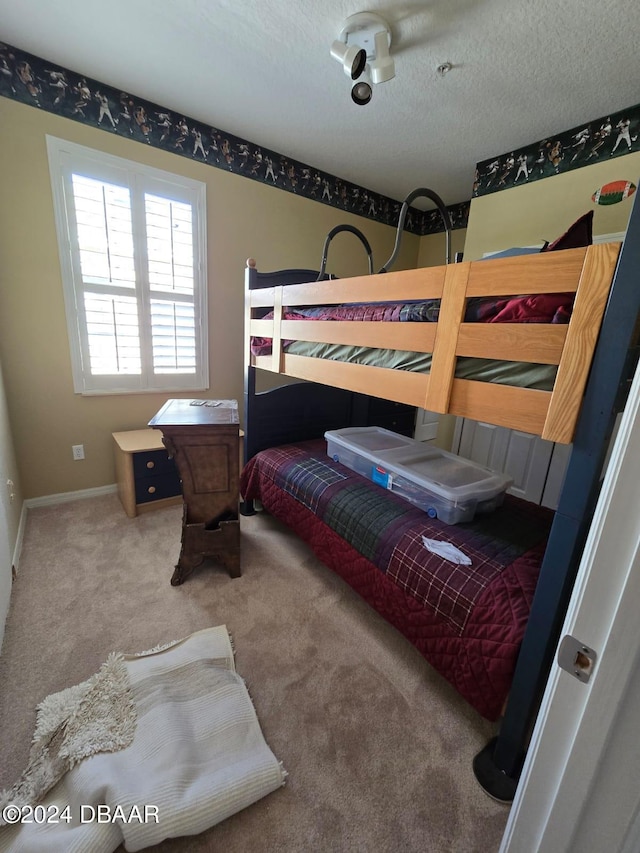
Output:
[
  {"xmin": 453, "ymin": 419, "xmax": 568, "ymax": 507},
  {"xmin": 414, "ymin": 408, "xmax": 439, "ymax": 442},
  {"xmin": 500, "ymin": 358, "xmax": 640, "ymax": 853}
]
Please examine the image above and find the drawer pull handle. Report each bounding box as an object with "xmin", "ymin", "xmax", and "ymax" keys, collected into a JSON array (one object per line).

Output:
[
  {"xmin": 146, "ymin": 461, "xmax": 155, "ymax": 469},
  {"xmin": 147, "ymin": 486, "xmax": 156, "ymax": 494}
]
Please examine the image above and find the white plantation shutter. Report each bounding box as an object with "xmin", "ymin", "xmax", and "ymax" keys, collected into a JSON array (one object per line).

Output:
[
  {"xmin": 47, "ymin": 136, "xmax": 208, "ymax": 394},
  {"xmin": 144, "ymin": 193, "xmax": 198, "ymax": 374},
  {"xmin": 84, "ymin": 293, "xmax": 141, "ymax": 375},
  {"xmin": 150, "ymin": 299, "xmax": 196, "ymax": 373}
]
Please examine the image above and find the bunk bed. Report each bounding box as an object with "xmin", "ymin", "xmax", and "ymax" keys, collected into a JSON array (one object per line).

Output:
[{"xmin": 240, "ymin": 191, "xmax": 640, "ymax": 800}]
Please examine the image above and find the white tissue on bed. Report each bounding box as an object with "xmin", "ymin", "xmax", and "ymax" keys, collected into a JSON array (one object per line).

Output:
[{"xmin": 421, "ymin": 536, "xmax": 472, "ymax": 565}]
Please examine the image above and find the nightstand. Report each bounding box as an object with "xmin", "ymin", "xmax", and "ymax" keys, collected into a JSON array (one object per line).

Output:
[
  {"xmin": 149, "ymin": 399, "xmax": 241, "ymax": 586},
  {"xmin": 112, "ymin": 429, "xmax": 182, "ymax": 518}
]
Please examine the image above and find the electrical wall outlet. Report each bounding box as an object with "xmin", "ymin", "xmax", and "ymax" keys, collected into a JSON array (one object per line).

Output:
[{"xmin": 72, "ymin": 444, "xmax": 85, "ymax": 460}]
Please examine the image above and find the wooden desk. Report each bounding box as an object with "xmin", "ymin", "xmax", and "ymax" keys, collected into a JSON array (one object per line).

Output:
[{"xmin": 149, "ymin": 399, "xmax": 241, "ymax": 586}]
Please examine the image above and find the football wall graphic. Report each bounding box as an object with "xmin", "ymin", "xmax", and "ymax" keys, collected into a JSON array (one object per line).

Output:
[
  {"xmin": 474, "ymin": 108, "xmax": 639, "ymax": 198},
  {"xmin": 591, "ymin": 181, "xmax": 636, "ymax": 206}
]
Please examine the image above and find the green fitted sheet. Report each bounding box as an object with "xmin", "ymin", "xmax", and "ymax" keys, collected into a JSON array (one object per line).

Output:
[{"xmin": 286, "ymin": 341, "xmax": 556, "ymax": 391}]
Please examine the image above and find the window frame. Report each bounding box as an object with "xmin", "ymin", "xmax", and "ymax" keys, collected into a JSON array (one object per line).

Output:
[{"xmin": 46, "ymin": 135, "xmax": 209, "ymax": 395}]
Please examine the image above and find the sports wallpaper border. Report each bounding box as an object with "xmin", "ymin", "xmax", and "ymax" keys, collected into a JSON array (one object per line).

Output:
[
  {"xmin": 0, "ymin": 40, "xmax": 469, "ymax": 237},
  {"xmin": 474, "ymin": 105, "xmax": 640, "ymax": 198}
]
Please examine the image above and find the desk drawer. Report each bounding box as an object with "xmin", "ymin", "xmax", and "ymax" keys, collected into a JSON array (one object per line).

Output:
[
  {"xmin": 135, "ymin": 470, "xmax": 182, "ymax": 505},
  {"xmin": 133, "ymin": 448, "xmax": 176, "ymax": 478}
]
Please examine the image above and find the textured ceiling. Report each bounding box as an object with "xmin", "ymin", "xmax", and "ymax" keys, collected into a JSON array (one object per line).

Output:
[{"xmin": 0, "ymin": 0, "xmax": 638, "ymax": 209}]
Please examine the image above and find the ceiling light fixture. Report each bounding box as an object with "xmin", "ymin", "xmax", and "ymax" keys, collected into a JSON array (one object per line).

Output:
[
  {"xmin": 330, "ymin": 41, "xmax": 367, "ymax": 80},
  {"xmin": 330, "ymin": 11, "xmax": 394, "ymax": 106},
  {"xmin": 351, "ymin": 80, "xmax": 372, "ymax": 106},
  {"xmin": 369, "ymin": 29, "xmax": 395, "ymax": 84}
]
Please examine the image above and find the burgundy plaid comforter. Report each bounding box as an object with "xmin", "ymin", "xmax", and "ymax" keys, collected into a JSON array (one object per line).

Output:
[
  {"xmin": 250, "ymin": 293, "xmax": 572, "ymax": 356},
  {"xmin": 241, "ymin": 440, "xmax": 554, "ymax": 720}
]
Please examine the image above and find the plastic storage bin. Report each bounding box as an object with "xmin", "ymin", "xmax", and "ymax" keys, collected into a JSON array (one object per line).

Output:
[{"xmin": 325, "ymin": 426, "xmax": 513, "ymax": 524}]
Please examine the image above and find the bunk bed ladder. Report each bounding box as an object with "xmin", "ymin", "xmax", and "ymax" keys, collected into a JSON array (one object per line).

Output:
[{"xmin": 473, "ymin": 187, "xmax": 640, "ymax": 802}]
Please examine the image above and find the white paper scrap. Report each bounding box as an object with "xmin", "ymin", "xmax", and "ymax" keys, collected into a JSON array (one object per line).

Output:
[{"xmin": 421, "ymin": 536, "xmax": 472, "ymax": 565}]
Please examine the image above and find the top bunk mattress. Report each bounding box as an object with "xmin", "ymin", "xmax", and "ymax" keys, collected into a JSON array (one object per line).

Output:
[{"xmin": 250, "ymin": 293, "xmax": 572, "ymax": 390}]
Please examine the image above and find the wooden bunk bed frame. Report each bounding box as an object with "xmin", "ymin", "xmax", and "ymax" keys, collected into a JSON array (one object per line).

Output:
[
  {"xmin": 242, "ymin": 190, "xmax": 640, "ymax": 800},
  {"xmin": 247, "ymin": 243, "xmax": 618, "ymax": 444}
]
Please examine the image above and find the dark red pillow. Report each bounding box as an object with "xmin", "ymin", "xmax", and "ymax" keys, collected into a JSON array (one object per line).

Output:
[{"xmin": 540, "ymin": 210, "xmax": 593, "ymax": 251}]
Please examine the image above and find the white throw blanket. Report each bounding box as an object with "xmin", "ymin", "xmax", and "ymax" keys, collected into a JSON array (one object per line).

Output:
[{"xmin": 0, "ymin": 626, "xmax": 286, "ymax": 852}]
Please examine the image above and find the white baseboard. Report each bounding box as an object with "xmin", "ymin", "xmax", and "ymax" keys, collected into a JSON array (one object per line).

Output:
[
  {"xmin": 24, "ymin": 483, "xmax": 118, "ymax": 509},
  {"xmin": 11, "ymin": 502, "xmax": 28, "ymax": 573},
  {"xmin": 594, "ymin": 231, "xmax": 626, "ymax": 243}
]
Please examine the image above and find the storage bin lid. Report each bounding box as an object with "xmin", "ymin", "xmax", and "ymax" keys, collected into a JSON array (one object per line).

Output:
[
  {"xmin": 328, "ymin": 427, "xmax": 415, "ymax": 453},
  {"xmin": 385, "ymin": 447, "xmax": 504, "ymax": 492},
  {"xmin": 325, "ymin": 426, "xmax": 512, "ymax": 501}
]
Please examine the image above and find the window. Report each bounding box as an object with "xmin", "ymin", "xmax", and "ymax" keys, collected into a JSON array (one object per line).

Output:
[{"xmin": 47, "ymin": 136, "xmax": 208, "ymax": 394}]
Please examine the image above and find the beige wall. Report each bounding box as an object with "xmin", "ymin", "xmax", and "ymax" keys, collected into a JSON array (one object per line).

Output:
[
  {"xmin": 0, "ymin": 97, "xmax": 419, "ymax": 499},
  {"xmin": 434, "ymin": 151, "xmax": 640, "ymax": 452},
  {"xmin": 464, "ymin": 154, "xmax": 640, "ymax": 260},
  {"xmin": 417, "ymin": 227, "xmax": 467, "ymax": 268}
]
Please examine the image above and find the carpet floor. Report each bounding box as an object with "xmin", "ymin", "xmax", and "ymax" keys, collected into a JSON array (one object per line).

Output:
[{"xmin": 0, "ymin": 494, "xmax": 509, "ymax": 852}]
